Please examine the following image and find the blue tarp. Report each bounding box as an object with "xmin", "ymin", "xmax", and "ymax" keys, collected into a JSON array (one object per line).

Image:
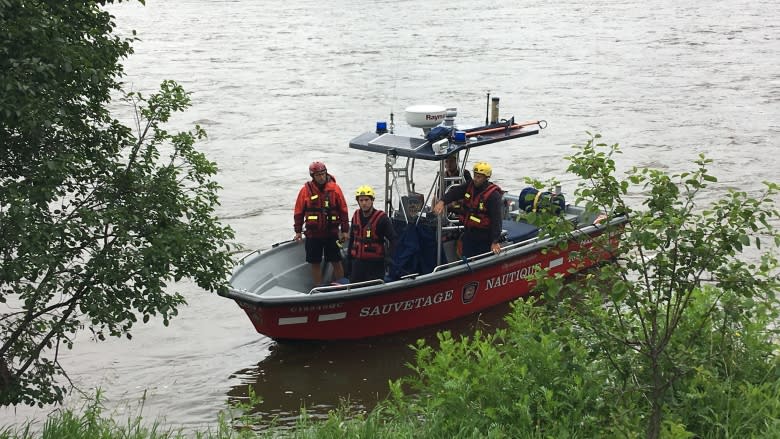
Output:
[
  {"xmin": 387, "ymin": 220, "xmax": 438, "ymax": 280},
  {"xmin": 386, "ymin": 218, "xmax": 539, "ymax": 281}
]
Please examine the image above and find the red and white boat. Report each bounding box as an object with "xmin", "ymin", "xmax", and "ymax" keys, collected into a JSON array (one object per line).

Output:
[{"xmin": 221, "ymin": 97, "xmax": 626, "ymax": 340}]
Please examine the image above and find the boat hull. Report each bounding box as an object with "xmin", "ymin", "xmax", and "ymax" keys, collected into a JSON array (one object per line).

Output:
[{"xmin": 226, "ymin": 227, "xmax": 618, "ymax": 340}]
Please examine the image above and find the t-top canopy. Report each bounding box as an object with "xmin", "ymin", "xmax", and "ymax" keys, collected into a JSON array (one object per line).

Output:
[{"xmin": 348, "ymin": 121, "xmax": 541, "ymax": 161}]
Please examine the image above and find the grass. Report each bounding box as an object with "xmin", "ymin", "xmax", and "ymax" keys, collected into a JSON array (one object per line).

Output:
[{"xmin": 0, "ymin": 393, "xmax": 421, "ymax": 439}]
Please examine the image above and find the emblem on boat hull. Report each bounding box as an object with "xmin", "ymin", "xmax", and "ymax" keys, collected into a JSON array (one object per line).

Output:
[{"xmin": 461, "ymin": 281, "xmax": 479, "ymax": 304}]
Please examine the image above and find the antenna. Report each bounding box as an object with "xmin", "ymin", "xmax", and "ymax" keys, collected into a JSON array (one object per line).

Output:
[{"xmin": 485, "ymin": 91, "xmax": 490, "ymax": 125}]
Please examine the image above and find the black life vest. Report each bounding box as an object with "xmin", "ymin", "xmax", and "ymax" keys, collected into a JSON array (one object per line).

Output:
[
  {"xmin": 304, "ymin": 181, "xmax": 340, "ymax": 232},
  {"xmin": 349, "ymin": 209, "xmax": 386, "ymax": 260},
  {"xmin": 462, "ymin": 182, "xmax": 501, "ymax": 229}
]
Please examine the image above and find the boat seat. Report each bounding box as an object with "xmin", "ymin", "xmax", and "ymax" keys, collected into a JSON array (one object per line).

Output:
[{"xmin": 501, "ymin": 220, "xmax": 538, "ymax": 243}]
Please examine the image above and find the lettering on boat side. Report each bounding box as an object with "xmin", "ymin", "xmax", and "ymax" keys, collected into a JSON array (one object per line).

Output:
[
  {"xmin": 359, "ymin": 290, "xmax": 454, "ymax": 317},
  {"xmin": 289, "ymin": 302, "xmax": 343, "ymax": 313},
  {"xmin": 484, "ymin": 263, "xmax": 542, "ymax": 291}
]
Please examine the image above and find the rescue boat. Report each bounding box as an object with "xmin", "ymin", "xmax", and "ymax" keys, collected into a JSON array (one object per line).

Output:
[{"xmin": 220, "ymin": 96, "xmax": 627, "ymax": 340}]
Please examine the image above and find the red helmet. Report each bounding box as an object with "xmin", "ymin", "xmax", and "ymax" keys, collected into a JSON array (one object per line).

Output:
[{"xmin": 309, "ymin": 161, "xmax": 327, "ymax": 176}]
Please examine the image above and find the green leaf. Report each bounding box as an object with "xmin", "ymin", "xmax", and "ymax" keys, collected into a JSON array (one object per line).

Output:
[{"xmin": 0, "ymin": 2, "xmax": 235, "ymax": 407}]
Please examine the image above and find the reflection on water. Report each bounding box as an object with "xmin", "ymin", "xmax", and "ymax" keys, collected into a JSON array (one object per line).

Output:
[{"xmin": 227, "ymin": 302, "xmax": 513, "ymax": 425}]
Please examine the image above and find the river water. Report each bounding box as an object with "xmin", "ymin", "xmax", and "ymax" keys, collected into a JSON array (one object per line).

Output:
[{"xmin": 2, "ymin": 0, "xmax": 778, "ymax": 432}]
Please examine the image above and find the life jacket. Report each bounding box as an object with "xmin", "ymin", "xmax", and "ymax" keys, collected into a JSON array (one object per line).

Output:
[
  {"xmin": 461, "ymin": 182, "xmax": 501, "ymax": 229},
  {"xmin": 349, "ymin": 209, "xmax": 386, "ymax": 260},
  {"xmin": 303, "ymin": 180, "xmax": 341, "ymax": 232}
]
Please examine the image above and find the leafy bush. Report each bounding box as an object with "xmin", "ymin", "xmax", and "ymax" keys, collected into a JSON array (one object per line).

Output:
[{"xmin": 377, "ymin": 134, "xmax": 779, "ymax": 438}]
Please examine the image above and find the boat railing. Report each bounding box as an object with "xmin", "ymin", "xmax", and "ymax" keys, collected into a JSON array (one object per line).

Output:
[
  {"xmin": 236, "ymin": 239, "xmax": 297, "ymax": 265},
  {"xmin": 430, "ymin": 213, "xmax": 613, "ymax": 274},
  {"xmin": 500, "ymin": 236, "xmax": 544, "ymax": 252},
  {"xmin": 431, "ymin": 248, "xmax": 498, "ymax": 272},
  {"xmin": 236, "ymin": 248, "xmax": 262, "ymax": 265},
  {"xmin": 432, "ymin": 235, "xmax": 543, "ymax": 273},
  {"xmin": 497, "ymin": 220, "xmax": 613, "ymax": 253},
  {"xmin": 430, "ymin": 220, "xmax": 614, "ymax": 274},
  {"xmin": 308, "ymin": 278, "xmax": 385, "ymax": 295}
]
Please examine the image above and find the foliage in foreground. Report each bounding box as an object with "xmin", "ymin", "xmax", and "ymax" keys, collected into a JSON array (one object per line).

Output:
[
  {"xmin": 378, "ymin": 136, "xmax": 780, "ymax": 438},
  {"xmin": 3, "ymin": 286, "xmax": 777, "ymax": 439},
  {"xmin": 0, "ymin": 390, "xmax": 228, "ymax": 439},
  {"xmin": 380, "ymin": 296, "xmax": 780, "ymax": 438},
  {"xmin": 1, "ymin": 0, "xmax": 234, "ymax": 407},
  {"xmin": 2, "ymin": 136, "xmax": 779, "ymax": 437},
  {"xmin": 0, "ymin": 389, "xmax": 410, "ymax": 439}
]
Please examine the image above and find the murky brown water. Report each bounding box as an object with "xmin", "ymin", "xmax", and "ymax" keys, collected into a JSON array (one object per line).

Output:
[{"xmin": 2, "ymin": 0, "xmax": 778, "ymax": 432}]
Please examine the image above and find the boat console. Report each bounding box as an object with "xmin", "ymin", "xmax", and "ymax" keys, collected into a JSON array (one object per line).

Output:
[{"xmin": 346, "ymin": 97, "xmax": 549, "ymax": 278}]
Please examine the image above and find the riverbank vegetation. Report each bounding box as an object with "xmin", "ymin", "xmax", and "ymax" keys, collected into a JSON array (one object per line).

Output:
[{"xmin": 3, "ymin": 138, "xmax": 778, "ymax": 438}]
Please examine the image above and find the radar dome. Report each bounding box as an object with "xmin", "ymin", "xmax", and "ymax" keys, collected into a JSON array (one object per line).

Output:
[{"xmin": 405, "ymin": 105, "xmax": 446, "ymax": 128}]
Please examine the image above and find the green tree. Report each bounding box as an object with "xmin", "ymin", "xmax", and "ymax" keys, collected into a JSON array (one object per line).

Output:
[
  {"xmin": 383, "ymin": 135, "xmax": 779, "ymax": 438},
  {"xmin": 0, "ymin": 1, "xmax": 234, "ymax": 407},
  {"xmin": 559, "ymin": 135, "xmax": 779, "ymax": 438}
]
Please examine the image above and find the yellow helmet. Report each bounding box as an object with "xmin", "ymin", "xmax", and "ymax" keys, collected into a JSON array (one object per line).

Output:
[
  {"xmin": 472, "ymin": 161, "xmax": 492, "ymax": 177},
  {"xmin": 355, "ymin": 185, "xmax": 375, "ymax": 200}
]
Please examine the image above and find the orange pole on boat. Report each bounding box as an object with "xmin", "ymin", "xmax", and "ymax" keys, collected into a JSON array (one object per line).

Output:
[{"xmin": 465, "ymin": 120, "xmax": 540, "ymax": 137}]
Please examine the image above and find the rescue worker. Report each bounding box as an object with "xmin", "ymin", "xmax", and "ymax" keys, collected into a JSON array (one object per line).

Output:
[
  {"xmin": 433, "ymin": 161, "xmax": 503, "ymax": 258},
  {"xmin": 348, "ymin": 185, "xmax": 397, "ymax": 283},
  {"xmin": 294, "ymin": 161, "xmax": 349, "ymax": 286},
  {"xmin": 443, "ymin": 153, "xmax": 472, "ymax": 188},
  {"xmin": 440, "ymin": 153, "xmax": 472, "ymax": 217}
]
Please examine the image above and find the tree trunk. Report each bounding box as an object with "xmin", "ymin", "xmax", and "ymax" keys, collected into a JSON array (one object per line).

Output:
[
  {"xmin": 647, "ymin": 398, "xmax": 663, "ymax": 439},
  {"xmin": 647, "ymin": 355, "xmax": 664, "ymax": 439}
]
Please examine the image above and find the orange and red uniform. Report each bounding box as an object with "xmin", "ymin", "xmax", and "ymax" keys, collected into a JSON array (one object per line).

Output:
[
  {"xmin": 347, "ymin": 207, "xmax": 396, "ymax": 283},
  {"xmin": 349, "ymin": 209, "xmax": 389, "ymax": 260},
  {"xmin": 294, "ymin": 174, "xmax": 349, "ymax": 238}
]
